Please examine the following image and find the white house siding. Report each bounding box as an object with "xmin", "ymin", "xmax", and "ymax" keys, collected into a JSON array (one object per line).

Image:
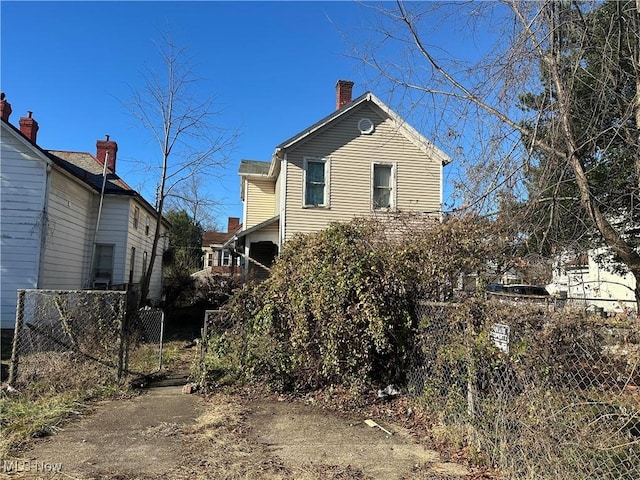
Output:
[
  {"xmin": 284, "ymin": 103, "xmax": 442, "ymax": 241},
  {"xmin": 125, "ymin": 200, "xmax": 166, "ymax": 302},
  {"xmin": 245, "ymin": 178, "xmax": 276, "ymax": 228},
  {"xmin": 40, "ymin": 169, "xmax": 96, "ymax": 290},
  {"xmin": 550, "ymin": 249, "xmax": 637, "ymax": 313},
  {"xmin": 0, "ymin": 130, "xmax": 48, "ymax": 328},
  {"xmin": 94, "ymin": 197, "xmax": 130, "ymax": 286}
]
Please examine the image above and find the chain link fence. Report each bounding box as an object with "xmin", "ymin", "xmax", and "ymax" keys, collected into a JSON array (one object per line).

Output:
[
  {"xmin": 8, "ymin": 289, "xmax": 164, "ymax": 392},
  {"xmin": 408, "ymin": 299, "xmax": 640, "ymax": 480},
  {"xmin": 197, "ymin": 308, "xmax": 241, "ymax": 388}
]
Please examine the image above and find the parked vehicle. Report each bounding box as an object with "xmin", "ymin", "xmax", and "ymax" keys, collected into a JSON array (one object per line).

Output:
[{"xmin": 486, "ymin": 283, "xmax": 550, "ymax": 297}]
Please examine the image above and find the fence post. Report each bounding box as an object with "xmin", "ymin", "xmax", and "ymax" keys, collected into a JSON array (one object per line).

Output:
[
  {"xmin": 157, "ymin": 310, "xmax": 165, "ymax": 371},
  {"xmin": 200, "ymin": 311, "xmax": 210, "ymax": 372},
  {"xmin": 8, "ymin": 290, "xmax": 25, "ymax": 385},
  {"xmin": 465, "ymin": 306, "xmax": 476, "ymax": 420},
  {"xmin": 116, "ymin": 293, "xmax": 127, "ymax": 383}
]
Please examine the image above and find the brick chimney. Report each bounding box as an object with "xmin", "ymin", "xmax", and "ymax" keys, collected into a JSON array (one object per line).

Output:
[
  {"xmin": 227, "ymin": 217, "xmax": 240, "ymax": 233},
  {"xmin": 336, "ymin": 80, "xmax": 354, "ymax": 110},
  {"xmin": 0, "ymin": 93, "xmax": 11, "ymax": 122},
  {"xmin": 19, "ymin": 111, "xmax": 39, "ymax": 143},
  {"xmin": 96, "ymin": 135, "xmax": 118, "ymax": 172}
]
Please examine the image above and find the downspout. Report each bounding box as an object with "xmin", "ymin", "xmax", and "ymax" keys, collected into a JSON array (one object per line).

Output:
[
  {"xmin": 280, "ymin": 151, "xmax": 287, "ymax": 247},
  {"xmin": 36, "ymin": 162, "xmax": 52, "ymax": 288},
  {"xmin": 86, "ymin": 151, "xmax": 109, "ymax": 288}
]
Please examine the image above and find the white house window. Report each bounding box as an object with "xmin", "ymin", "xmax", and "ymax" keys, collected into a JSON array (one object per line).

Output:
[
  {"xmin": 219, "ymin": 249, "xmax": 232, "ymax": 266},
  {"xmin": 133, "ymin": 206, "xmax": 140, "ymax": 229},
  {"xmin": 142, "ymin": 251, "xmax": 148, "ymax": 277},
  {"xmin": 207, "ymin": 253, "xmax": 213, "ymax": 267},
  {"xmin": 372, "ymin": 163, "xmax": 395, "ymax": 210},
  {"xmin": 93, "ymin": 244, "xmax": 114, "ymax": 288},
  {"xmin": 303, "ymin": 157, "xmax": 329, "ymax": 207},
  {"xmin": 129, "ymin": 247, "xmax": 136, "ymax": 284},
  {"xmin": 145, "ymin": 216, "xmax": 150, "ymax": 236}
]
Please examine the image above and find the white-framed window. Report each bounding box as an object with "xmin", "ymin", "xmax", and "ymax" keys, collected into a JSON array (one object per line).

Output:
[
  {"xmin": 219, "ymin": 249, "xmax": 232, "ymax": 266},
  {"xmin": 145, "ymin": 216, "xmax": 150, "ymax": 236},
  {"xmin": 133, "ymin": 206, "xmax": 140, "ymax": 229},
  {"xmin": 372, "ymin": 163, "xmax": 396, "ymax": 211},
  {"xmin": 129, "ymin": 247, "xmax": 136, "ymax": 284},
  {"xmin": 142, "ymin": 251, "xmax": 148, "ymax": 277},
  {"xmin": 303, "ymin": 157, "xmax": 330, "ymax": 207},
  {"xmin": 93, "ymin": 244, "xmax": 114, "ymax": 288},
  {"xmin": 207, "ymin": 253, "xmax": 213, "ymax": 267}
]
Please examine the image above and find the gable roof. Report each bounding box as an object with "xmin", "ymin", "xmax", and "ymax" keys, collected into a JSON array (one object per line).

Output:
[
  {"xmin": 47, "ymin": 150, "xmax": 134, "ymax": 195},
  {"xmin": 272, "ymin": 92, "xmax": 452, "ymax": 167},
  {"xmin": 202, "ymin": 222, "xmax": 243, "ymax": 247},
  {"xmin": 1, "ymin": 117, "xmax": 162, "ymax": 221}
]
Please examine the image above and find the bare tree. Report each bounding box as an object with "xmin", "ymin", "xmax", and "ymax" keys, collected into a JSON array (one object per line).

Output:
[
  {"xmin": 165, "ymin": 175, "xmax": 222, "ymax": 230},
  {"xmin": 124, "ymin": 33, "xmax": 237, "ymax": 306},
  {"xmin": 356, "ymin": 0, "xmax": 640, "ymax": 309}
]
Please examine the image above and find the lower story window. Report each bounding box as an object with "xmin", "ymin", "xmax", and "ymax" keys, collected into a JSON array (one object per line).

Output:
[
  {"xmin": 219, "ymin": 249, "xmax": 232, "ymax": 266},
  {"xmin": 93, "ymin": 244, "xmax": 114, "ymax": 288}
]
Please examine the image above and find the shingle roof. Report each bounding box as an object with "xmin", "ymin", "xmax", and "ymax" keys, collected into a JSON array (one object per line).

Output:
[
  {"xmin": 47, "ymin": 150, "xmax": 134, "ymax": 195},
  {"xmin": 239, "ymin": 159, "xmax": 271, "ymax": 176},
  {"xmin": 202, "ymin": 221, "xmax": 242, "ymax": 247},
  {"xmin": 202, "ymin": 231, "xmax": 231, "ymax": 246}
]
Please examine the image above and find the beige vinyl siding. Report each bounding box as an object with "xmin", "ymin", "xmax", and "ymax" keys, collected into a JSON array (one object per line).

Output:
[
  {"xmin": 40, "ymin": 170, "xmax": 96, "ymax": 289},
  {"xmin": 245, "ymin": 178, "xmax": 276, "ymax": 228},
  {"xmin": 284, "ymin": 104, "xmax": 442, "ymax": 240},
  {"xmin": 274, "ymin": 170, "xmax": 282, "ymax": 214}
]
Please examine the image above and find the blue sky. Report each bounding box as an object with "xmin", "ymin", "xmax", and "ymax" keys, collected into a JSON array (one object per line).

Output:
[{"xmin": 1, "ymin": 1, "xmax": 482, "ymax": 229}]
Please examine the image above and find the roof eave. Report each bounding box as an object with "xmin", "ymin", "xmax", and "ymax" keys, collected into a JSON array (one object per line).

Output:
[{"xmin": 274, "ymin": 92, "xmax": 372, "ymax": 153}]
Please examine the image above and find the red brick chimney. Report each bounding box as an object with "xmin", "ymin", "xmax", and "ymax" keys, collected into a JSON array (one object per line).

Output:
[
  {"xmin": 0, "ymin": 93, "xmax": 11, "ymax": 122},
  {"xmin": 96, "ymin": 135, "xmax": 118, "ymax": 172},
  {"xmin": 19, "ymin": 111, "xmax": 39, "ymax": 143},
  {"xmin": 336, "ymin": 80, "xmax": 354, "ymax": 110},
  {"xmin": 227, "ymin": 217, "xmax": 240, "ymax": 233}
]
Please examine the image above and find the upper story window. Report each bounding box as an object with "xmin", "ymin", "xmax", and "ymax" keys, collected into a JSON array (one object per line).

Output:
[
  {"xmin": 303, "ymin": 157, "xmax": 330, "ymax": 207},
  {"xmin": 133, "ymin": 206, "xmax": 140, "ymax": 229},
  {"xmin": 372, "ymin": 163, "xmax": 396, "ymax": 211},
  {"xmin": 145, "ymin": 216, "xmax": 150, "ymax": 236}
]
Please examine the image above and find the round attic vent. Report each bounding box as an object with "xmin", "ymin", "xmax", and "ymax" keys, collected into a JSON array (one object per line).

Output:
[{"xmin": 358, "ymin": 118, "xmax": 374, "ymax": 135}]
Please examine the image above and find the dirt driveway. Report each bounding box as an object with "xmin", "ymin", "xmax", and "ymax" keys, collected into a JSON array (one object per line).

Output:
[{"xmin": 3, "ymin": 378, "xmax": 474, "ymax": 480}]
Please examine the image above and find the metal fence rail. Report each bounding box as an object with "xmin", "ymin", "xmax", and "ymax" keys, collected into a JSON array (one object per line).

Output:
[{"xmin": 408, "ymin": 299, "xmax": 640, "ymax": 480}]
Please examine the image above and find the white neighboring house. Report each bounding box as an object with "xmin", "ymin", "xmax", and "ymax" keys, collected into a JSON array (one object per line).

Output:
[
  {"xmin": 548, "ymin": 250, "xmax": 637, "ymax": 313},
  {"xmin": 0, "ymin": 95, "xmax": 169, "ymax": 329}
]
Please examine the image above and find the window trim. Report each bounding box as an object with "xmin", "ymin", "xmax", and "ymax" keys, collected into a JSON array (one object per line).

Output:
[
  {"xmin": 133, "ymin": 206, "xmax": 140, "ymax": 230},
  {"xmin": 371, "ymin": 162, "xmax": 397, "ymax": 211},
  {"xmin": 302, "ymin": 156, "xmax": 330, "ymax": 208},
  {"xmin": 93, "ymin": 243, "xmax": 115, "ymax": 288}
]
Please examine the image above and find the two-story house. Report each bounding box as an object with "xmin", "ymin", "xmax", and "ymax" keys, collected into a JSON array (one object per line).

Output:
[
  {"xmin": 228, "ymin": 81, "xmax": 451, "ymax": 278},
  {"xmin": 0, "ymin": 94, "xmax": 169, "ymax": 328}
]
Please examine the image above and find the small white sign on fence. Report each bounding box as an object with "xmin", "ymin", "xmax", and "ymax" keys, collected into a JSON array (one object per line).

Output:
[{"xmin": 489, "ymin": 323, "xmax": 510, "ymax": 354}]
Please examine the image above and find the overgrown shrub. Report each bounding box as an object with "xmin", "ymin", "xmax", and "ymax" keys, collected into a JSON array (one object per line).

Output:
[{"xmin": 215, "ymin": 214, "xmax": 497, "ymax": 392}]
